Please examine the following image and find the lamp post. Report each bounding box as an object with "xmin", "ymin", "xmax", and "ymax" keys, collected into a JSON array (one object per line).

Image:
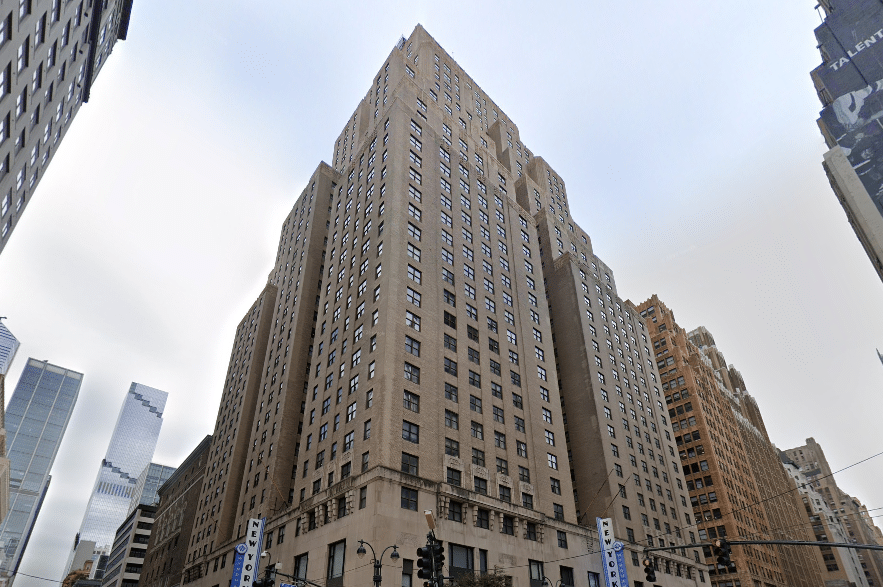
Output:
[
  {"xmin": 357, "ymin": 540, "xmax": 400, "ymax": 587},
  {"xmin": 542, "ymin": 576, "xmax": 563, "ymax": 587}
]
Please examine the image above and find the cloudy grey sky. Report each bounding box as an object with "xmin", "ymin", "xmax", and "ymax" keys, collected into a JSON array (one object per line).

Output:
[{"xmin": 1, "ymin": 0, "xmax": 881, "ymax": 582}]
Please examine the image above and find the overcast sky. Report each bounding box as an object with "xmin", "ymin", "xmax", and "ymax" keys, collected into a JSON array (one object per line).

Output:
[{"xmin": 1, "ymin": 0, "xmax": 882, "ymax": 583}]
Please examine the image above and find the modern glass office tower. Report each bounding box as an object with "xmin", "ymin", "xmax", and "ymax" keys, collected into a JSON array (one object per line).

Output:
[
  {"xmin": 0, "ymin": 322, "xmax": 19, "ymax": 376},
  {"xmin": 0, "ymin": 358, "xmax": 82, "ymax": 586},
  {"xmin": 0, "ymin": 319, "xmax": 21, "ymax": 523},
  {"xmin": 126, "ymin": 462, "xmax": 175, "ymax": 516},
  {"xmin": 65, "ymin": 382, "xmax": 167, "ymax": 573}
]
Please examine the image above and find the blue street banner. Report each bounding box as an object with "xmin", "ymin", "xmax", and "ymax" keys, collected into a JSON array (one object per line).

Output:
[
  {"xmin": 230, "ymin": 517, "xmax": 267, "ymax": 587},
  {"xmin": 596, "ymin": 517, "xmax": 630, "ymax": 587}
]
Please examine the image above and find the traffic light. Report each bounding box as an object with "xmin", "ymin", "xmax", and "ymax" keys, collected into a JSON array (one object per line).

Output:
[
  {"xmin": 417, "ymin": 545, "xmax": 435, "ymax": 581},
  {"xmin": 431, "ymin": 540, "xmax": 445, "ymax": 579},
  {"xmin": 714, "ymin": 539, "xmax": 732, "ymax": 568},
  {"xmin": 642, "ymin": 557, "xmax": 656, "ymax": 583}
]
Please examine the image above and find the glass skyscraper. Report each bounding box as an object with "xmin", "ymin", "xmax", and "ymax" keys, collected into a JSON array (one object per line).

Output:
[
  {"xmin": 127, "ymin": 462, "xmax": 175, "ymax": 516},
  {"xmin": 0, "ymin": 321, "xmax": 20, "ymax": 376},
  {"xmin": 0, "ymin": 319, "xmax": 21, "ymax": 524},
  {"xmin": 66, "ymin": 382, "xmax": 167, "ymax": 572},
  {"xmin": 0, "ymin": 359, "xmax": 82, "ymax": 586}
]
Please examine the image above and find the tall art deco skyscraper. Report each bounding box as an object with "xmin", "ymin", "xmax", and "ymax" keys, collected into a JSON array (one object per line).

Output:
[
  {"xmin": 65, "ymin": 382, "xmax": 167, "ymax": 574},
  {"xmin": 0, "ymin": 359, "xmax": 82, "ymax": 586},
  {"xmin": 0, "ymin": 0, "xmax": 135, "ymax": 255},
  {"xmin": 181, "ymin": 25, "xmax": 706, "ymax": 587}
]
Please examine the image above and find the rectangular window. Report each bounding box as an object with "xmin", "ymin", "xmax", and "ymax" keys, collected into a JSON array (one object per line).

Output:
[
  {"xmin": 327, "ymin": 541, "xmax": 346, "ymax": 583},
  {"xmin": 401, "ymin": 487, "xmax": 418, "ymax": 510},
  {"xmin": 401, "ymin": 452, "xmax": 419, "ymax": 475},
  {"xmin": 402, "ymin": 420, "xmax": 420, "ymax": 443}
]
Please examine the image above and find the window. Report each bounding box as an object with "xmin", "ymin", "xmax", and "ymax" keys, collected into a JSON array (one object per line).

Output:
[
  {"xmin": 406, "ymin": 311, "xmax": 421, "ymax": 331},
  {"xmin": 476, "ymin": 508, "xmax": 489, "ymax": 529},
  {"xmin": 401, "ymin": 487, "xmax": 418, "ymax": 510},
  {"xmin": 445, "ymin": 437, "xmax": 460, "ymax": 457},
  {"xmin": 327, "ymin": 541, "xmax": 346, "ymax": 583},
  {"xmin": 445, "ymin": 382, "xmax": 459, "ymax": 402},
  {"xmin": 522, "ymin": 493, "xmax": 534, "ymax": 509},
  {"xmin": 444, "ymin": 357, "xmax": 458, "ymax": 376},
  {"xmin": 401, "ymin": 452, "xmax": 419, "ymax": 475},
  {"xmin": 405, "ymin": 336, "xmax": 421, "ymax": 357},
  {"xmin": 445, "ymin": 410, "xmax": 459, "ymax": 429},
  {"xmin": 469, "ymin": 395, "xmax": 482, "ymax": 413},
  {"xmin": 474, "ymin": 476, "xmax": 488, "ymax": 495},
  {"xmin": 547, "ymin": 453, "xmax": 558, "ymax": 469},
  {"xmin": 471, "ymin": 421, "xmax": 484, "ymax": 440},
  {"xmin": 499, "ymin": 485, "xmax": 512, "ymax": 502},
  {"xmin": 402, "ymin": 421, "xmax": 420, "ymax": 443},
  {"xmin": 404, "ymin": 362, "xmax": 420, "ymax": 383},
  {"xmin": 403, "ymin": 390, "xmax": 420, "ymax": 413},
  {"xmin": 406, "ymin": 287, "xmax": 421, "ymax": 307},
  {"xmin": 558, "ymin": 531, "xmax": 569, "ymax": 549},
  {"xmin": 449, "ymin": 501, "xmax": 464, "ymax": 522},
  {"xmin": 517, "ymin": 441, "xmax": 527, "ymax": 458},
  {"xmin": 407, "ymin": 265, "xmax": 422, "ymax": 284},
  {"xmin": 502, "ymin": 516, "xmax": 515, "ymax": 535},
  {"xmin": 444, "ymin": 311, "xmax": 457, "ymax": 329}
]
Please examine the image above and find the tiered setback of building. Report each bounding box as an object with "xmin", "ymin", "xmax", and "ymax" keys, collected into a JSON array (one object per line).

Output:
[
  {"xmin": 174, "ymin": 25, "xmax": 708, "ymax": 587},
  {"xmin": 633, "ymin": 297, "xmax": 826, "ymax": 587}
]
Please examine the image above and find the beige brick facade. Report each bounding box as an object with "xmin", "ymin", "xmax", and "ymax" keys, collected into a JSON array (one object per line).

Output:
[{"xmin": 178, "ymin": 25, "xmax": 711, "ymax": 587}]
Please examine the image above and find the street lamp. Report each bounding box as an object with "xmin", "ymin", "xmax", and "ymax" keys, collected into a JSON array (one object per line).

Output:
[
  {"xmin": 542, "ymin": 576, "xmax": 563, "ymax": 587},
  {"xmin": 357, "ymin": 540, "xmax": 400, "ymax": 587}
]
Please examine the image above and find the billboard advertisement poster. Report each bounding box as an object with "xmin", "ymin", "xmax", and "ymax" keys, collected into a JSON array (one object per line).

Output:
[
  {"xmin": 815, "ymin": 1, "xmax": 883, "ymax": 98},
  {"xmin": 820, "ymin": 80, "xmax": 883, "ymax": 215}
]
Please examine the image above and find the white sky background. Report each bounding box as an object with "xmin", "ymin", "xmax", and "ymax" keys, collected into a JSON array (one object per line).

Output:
[{"xmin": 0, "ymin": 0, "xmax": 881, "ymax": 582}]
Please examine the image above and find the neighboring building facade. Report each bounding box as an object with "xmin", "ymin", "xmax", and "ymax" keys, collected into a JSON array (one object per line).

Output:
[
  {"xmin": 126, "ymin": 463, "xmax": 176, "ymax": 516},
  {"xmin": 139, "ymin": 436, "xmax": 211, "ymax": 587},
  {"xmin": 0, "ymin": 319, "xmax": 21, "ymax": 524},
  {"xmin": 0, "ymin": 0, "xmax": 135, "ymax": 255},
  {"xmin": 781, "ymin": 454, "xmax": 869, "ymax": 587},
  {"xmin": 783, "ymin": 438, "xmax": 883, "ymax": 587},
  {"xmin": 687, "ymin": 327, "xmax": 823, "ymax": 587},
  {"xmin": 180, "ymin": 24, "xmax": 709, "ymax": 587},
  {"xmin": 811, "ymin": 0, "xmax": 883, "ymax": 282},
  {"xmin": 634, "ymin": 297, "xmax": 826, "ymax": 587},
  {"xmin": 65, "ymin": 382, "xmax": 167, "ymax": 575},
  {"xmin": 101, "ymin": 503, "xmax": 155, "ymax": 587},
  {"xmin": 0, "ymin": 358, "xmax": 82, "ymax": 586}
]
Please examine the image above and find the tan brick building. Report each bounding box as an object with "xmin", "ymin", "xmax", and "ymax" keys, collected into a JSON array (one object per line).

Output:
[
  {"xmin": 178, "ymin": 25, "xmax": 710, "ymax": 587},
  {"xmin": 781, "ymin": 454, "xmax": 869, "ymax": 587},
  {"xmin": 783, "ymin": 438, "xmax": 883, "ymax": 587},
  {"xmin": 635, "ymin": 297, "xmax": 824, "ymax": 587}
]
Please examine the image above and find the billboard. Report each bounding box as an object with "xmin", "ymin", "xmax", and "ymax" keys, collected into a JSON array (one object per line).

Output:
[
  {"xmin": 815, "ymin": 0, "xmax": 883, "ymax": 98},
  {"xmin": 819, "ymin": 80, "xmax": 883, "ymax": 215}
]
